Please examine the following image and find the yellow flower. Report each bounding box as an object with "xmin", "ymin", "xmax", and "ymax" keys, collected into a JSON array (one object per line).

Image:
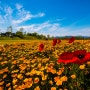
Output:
[
  {"xmin": 12, "ymin": 78, "xmax": 18, "ymax": 85},
  {"xmin": 41, "ymin": 81, "xmax": 45, "ymax": 85},
  {"xmin": 87, "ymin": 61, "xmax": 90, "ymax": 65},
  {"xmin": 51, "ymin": 69, "xmax": 56, "ymax": 74},
  {"xmin": 57, "ymin": 70, "xmax": 62, "ymax": 75},
  {"xmin": 49, "ymin": 80, "xmax": 53, "ymax": 85},
  {"xmin": 6, "ymin": 83, "xmax": 11, "ymax": 87},
  {"xmin": 60, "ymin": 76, "xmax": 68, "ymax": 82},
  {"xmin": 34, "ymin": 86, "xmax": 40, "ymax": 90},
  {"xmin": 13, "ymin": 85, "xmax": 18, "ymax": 89},
  {"xmin": 34, "ymin": 77, "xmax": 39, "ymax": 83},
  {"xmin": 51, "ymin": 87, "xmax": 56, "ymax": 90},
  {"xmin": 56, "ymin": 80, "xmax": 62, "ymax": 86},
  {"xmin": 17, "ymin": 74, "xmax": 23, "ymax": 80},
  {"xmin": 37, "ymin": 63, "xmax": 41, "ymax": 68},
  {"xmin": 0, "ymin": 57, "xmax": 2, "ymax": 61},
  {"xmin": 42, "ymin": 75, "xmax": 48, "ymax": 81},
  {"xmin": 0, "ymin": 46, "xmax": 4, "ymax": 52},
  {"xmin": 79, "ymin": 64, "xmax": 85, "ymax": 69},
  {"xmin": 0, "ymin": 70, "xmax": 4, "ymax": 74},
  {"xmin": 11, "ymin": 70, "xmax": 19, "ymax": 73},
  {"xmin": 21, "ymin": 84, "xmax": 26, "ymax": 90},
  {"xmin": 11, "ymin": 74, "xmax": 17, "ymax": 78},
  {"xmin": 28, "ymin": 78, "xmax": 32, "ymax": 82},
  {"xmin": 54, "ymin": 76, "xmax": 60, "ymax": 82},
  {"xmin": 0, "ymin": 86, "xmax": 3, "ymax": 90},
  {"xmin": 64, "ymin": 89, "xmax": 68, "ymax": 90},
  {"xmin": 24, "ymin": 78, "xmax": 29, "ymax": 83},
  {"xmin": 0, "ymin": 81, "xmax": 4, "ymax": 85},
  {"xmin": 59, "ymin": 89, "xmax": 63, "ymax": 90},
  {"xmin": 3, "ymin": 74, "xmax": 7, "ymax": 79},
  {"xmin": 71, "ymin": 74, "xmax": 76, "ymax": 79}
]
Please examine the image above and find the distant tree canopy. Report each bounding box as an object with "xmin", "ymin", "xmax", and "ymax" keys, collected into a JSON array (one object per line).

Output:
[{"xmin": 0, "ymin": 26, "xmax": 90, "ymax": 40}]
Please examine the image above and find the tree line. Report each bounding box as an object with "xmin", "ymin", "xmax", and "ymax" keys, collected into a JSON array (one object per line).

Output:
[{"xmin": 0, "ymin": 26, "xmax": 90, "ymax": 40}]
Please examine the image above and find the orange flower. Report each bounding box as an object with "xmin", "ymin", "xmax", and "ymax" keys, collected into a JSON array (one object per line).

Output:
[
  {"xmin": 0, "ymin": 81, "xmax": 4, "ymax": 86},
  {"xmin": 0, "ymin": 86, "xmax": 3, "ymax": 90},
  {"xmin": 12, "ymin": 78, "xmax": 18, "ymax": 85},
  {"xmin": 51, "ymin": 87, "xmax": 56, "ymax": 90},
  {"xmin": 24, "ymin": 78, "xmax": 29, "ymax": 83},
  {"xmin": 17, "ymin": 74, "xmax": 23, "ymax": 80},
  {"xmin": 56, "ymin": 80, "xmax": 62, "ymax": 86},
  {"xmin": 0, "ymin": 46, "xmax": 4, "ymax": 52},
  {"xmin": 57, "ymin": 70, "xmax": 62, "ymax": 75},
  {"xmin": 87, "ymin": 61, "xmax": 90, "ymax": 65},
  {"xmin": 34, "ymin": 77, "xmax": 39, "ymax": 83},
  {"xmin": 6, "ymin": 83, "xmax": 11, "ymax": 87},
  {"xmin": 71, "ymin": 74, "xmax": 76, "ymax": 79},
  {"xmin": 49, "ymin": 80, "xmax": 53, "ymax": 85},
  {"xmin": 54, "ymin": 76, "xmax": 60, "ymax": 82},
  {"xmin": 60, "ymin": 76, "xmax": 68, "ymax": 82},
  {"xmin": 42, "ymin": 75, "xmax": 47, "ymax": 81},
  {"xmin": 3, "ymin": 74, "xmax": 7, "ymax": 79},
  {"xmin": 34, "ymin": 86, "xmax": 40, "ymax": 90},
  {"xmin": 79, "ymin": 64, "xmax": 85, "ymax": 69},
  {"xmin": 0, "ymin": 57, "xmax": 2, "ymax": 61}
]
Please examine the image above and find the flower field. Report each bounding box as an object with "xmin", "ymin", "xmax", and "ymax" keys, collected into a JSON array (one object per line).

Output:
[{"xmin": 0, "ymin": 39, "xmax": 90, "ymax": 90}]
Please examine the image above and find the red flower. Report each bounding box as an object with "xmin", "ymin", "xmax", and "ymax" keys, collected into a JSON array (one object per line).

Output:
[
  {"xmin": 68, "ymin": 36, "xmax": 75, "ymax": 43},
  {"xmin": 57, "ymin": 39, "xmax": 61, "ymax": 44},
  {"xmin": 52, "ymin": 38, "xmax": 57, "ymax": 46},
  {"xmin": 39, "ymin": 43, "xmax": 44, "ymax": 51},
  {"xmin": 59, "ymin": 52, "xmax": 74, "ymax": 60},
  {"xmin": 73, "ymin": 50, "xmax": 90, "ymax": 64},
  {"xmin": 52, "ymin": 42, "xmax": 57, "ymax": 46},
  {"xmin": 73, "ymin": 50, "xmax": 86, "ymax": 59},
  {"xmin": 58, "ymin": 57, "xmax": 78, "ymax": 64},
  {"xmin": 57, "ymin": 50, "xmax": 90, "ymax": 64},
  {"xmin": 57, "ymin": 52, "xmax": 77, "ymax": 64}
]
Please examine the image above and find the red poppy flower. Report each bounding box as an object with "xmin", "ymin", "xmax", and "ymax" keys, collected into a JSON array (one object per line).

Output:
[
  {"xmin": 53, "ymin": 38, "xmax": 57, "ymax": 43},
  {"xmin": 73, "ymin": 50, "xmax": 86, "ymax": 59},
  {"xmin": 57, "ymin": 39, "xmax": 61, "ymax": 44},
  {"xmin": 68, "ymin": 36, "xmax": 75, "ymax": 43},
  {"xmin": 52, "ymin": 38, "xmax": 57, "ymax": 46},
  {"xmin": 73, "ymin": 50, "xmax": 90, "ymax": 64},
  {"xmin": 57, "ymin": 50, "xmax": 90, "ymax": 64},
  {"xmin": 57, "ymin": 52, "xmax": 77, "ymax": 64},
  {"xmin": 52, "ymin": 42, "xmax": 57, "ymax": 46},
  {"xmin": 39, "ymin": 43, "xmax": 44, "ymax": 51}
]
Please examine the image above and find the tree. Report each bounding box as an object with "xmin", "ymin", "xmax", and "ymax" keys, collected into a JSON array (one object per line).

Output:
[
  {"xmin": 16, "ymin": 31, "xmax": 23, "ymax": 38},
  {"xmin": 20, "ymin": 28, "xmax": 24, "ymax": 33},
  {"xmin": 6, "ymin": 26, "xmax": 13, "ymax": 36},
  {"xmin": 7, "ymin": 26, "xmax": 12, "ymax": 33}
]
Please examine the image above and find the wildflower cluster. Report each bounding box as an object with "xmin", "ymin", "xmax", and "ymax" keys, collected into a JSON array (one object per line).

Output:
[{"xmin": 0, "ymin": 38, "xmax": 90, "ymax": 90}]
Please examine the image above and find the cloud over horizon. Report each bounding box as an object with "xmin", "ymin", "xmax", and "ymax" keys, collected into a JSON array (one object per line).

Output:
[
  {"xmin": 0, "ymin": 3, "xmax": 45, "ymax": 32},
  {"xmin": 0, "ymin": 1, "xmax": 90, "ymax": 36}
]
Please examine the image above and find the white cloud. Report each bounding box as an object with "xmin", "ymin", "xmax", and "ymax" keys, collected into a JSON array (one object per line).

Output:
[
  {"xmin": 36, "ymin": 12, "xmax": 45, "ymax": 17},
  {"xmin": 0, "ymin": 3, "xmax": 45, "ymax": 32},
  {"xmin": 17, "ymin": 21, "xmax": 66, "ymax": 36},
  {"xmin": 16, "ymin": 3, "xmax": 23, "ymax": 10},
  {"xmin": 0, "ymin": 2, "xmax": 89, "ymax": 36},
  {"xmin": 12, "ymin": 13, "xmax": 31, "ymax": 24},
  {"xmin": 12, "ymin": 3, "xmax": 45, "ymax": 24},
  {"xmin": 17, "ymin": 21, "xmax": 90, "ymax": 37},
  {"xmin": 4, "ymin": 6, "xmax": 13, "ymax": 15}
]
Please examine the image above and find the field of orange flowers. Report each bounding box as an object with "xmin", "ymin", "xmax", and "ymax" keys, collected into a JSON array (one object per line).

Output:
[{"xmin": 0, "ymin": 39, "xmax": 90, "ymax": 90}]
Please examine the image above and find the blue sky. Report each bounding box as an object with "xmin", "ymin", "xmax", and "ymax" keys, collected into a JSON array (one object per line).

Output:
[{"xmin": 0, "ymin": 0, "xmax": 90, "ymax": 36}]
